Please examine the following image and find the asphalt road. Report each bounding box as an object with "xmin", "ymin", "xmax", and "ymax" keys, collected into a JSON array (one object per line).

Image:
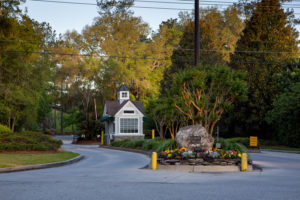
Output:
[{"xmin": 0, "ymin": 136, "xmax": 300, "ymax": 200}]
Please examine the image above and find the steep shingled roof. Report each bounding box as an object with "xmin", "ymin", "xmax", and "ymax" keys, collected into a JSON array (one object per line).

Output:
[
  {"xmin": 118, "ymin": 83, "xmax": 129, "ymax": 92},
  {"xmin": 105, "ymin": 100, "xmax": 145, "ymax": 116}
]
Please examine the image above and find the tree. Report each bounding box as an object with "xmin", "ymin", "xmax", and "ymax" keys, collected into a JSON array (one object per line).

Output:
[
  {"xmin": 0, "ymin": 9, "xmax": 55, "ymax": 131},
  {"xmin": 230, "ymin": 0, "xmax": 299, "ymax": 132},
  {"xmin": 161, "ymin": 7, "xmax": 244, "ymax": 95},
  {"xmin": 37, "ymin": 90, "xmax": 52, "ymax": 132},
  {"xmin": 146, "ymin": 97, "xmax": 185, "ymax": 139},
  {"xmin": 266, "ymin": 82, "xmax": 300, "ymax": 147},
  {"xmin": 171, "ymin": 66, "xmax": 247, "ymax": 137},
  {"xmin": 146, "ymin": 99, "xmax": 168, "ymax": 139}
]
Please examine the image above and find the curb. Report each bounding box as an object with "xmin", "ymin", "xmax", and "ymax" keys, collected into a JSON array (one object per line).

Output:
[
  {"xmin": 0, "ymin": 154, "xmax": 84, "ymax": 173},
  {"xmin": 157, "ymin": 164, "xmax": 247, "ymax": 172},
  {"xmin": 261, "ymin": 149, "xmax": 300, "ymax": 154}
]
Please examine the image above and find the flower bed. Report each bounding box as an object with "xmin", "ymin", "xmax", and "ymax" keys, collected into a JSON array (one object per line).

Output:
[{"xmin": 158, "ymin": 147, "xmax": 245, "ymax": 166}]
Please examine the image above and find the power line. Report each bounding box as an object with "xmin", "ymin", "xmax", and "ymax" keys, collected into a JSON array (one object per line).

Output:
[
  {"xmin": 135, "ymin": 0, "xmax": 193, "ymax": 5},
  {"xmin": 3, "ymin": 49, "xmax": 300, "ymax": 66},
  {"xmin": 186, "ymin": 48, "xmax": 300, "ymax": 55},
  {"xmin": 28, "ymin": 0, "xmax": 192, "ymax": 10},
  {"xmin": 27, "ymin": 0, "xmax": 300, "ymax": 10},
  {"xmin": 22, "ymin": 0, "xmax": 300, "ymax": 15},
  {"xmin": 2, "ymin": 49, "xmax": 173, "ymax": 61},
  {"xmin": 1, "ymin": 38, "xmax": 300, "ymax": 55}
]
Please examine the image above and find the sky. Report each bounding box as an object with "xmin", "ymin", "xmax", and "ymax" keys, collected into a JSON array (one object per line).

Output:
[
  {"xmin": 20, "ymin": 0, "xmax": 300, "ymax": 36},
  {"xmin": 20, "ymin": 0, "xmax": 238, "ymax": 35}
]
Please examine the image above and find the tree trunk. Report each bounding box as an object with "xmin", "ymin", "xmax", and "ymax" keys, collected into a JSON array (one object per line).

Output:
[
  {"xmin": 159, "ymin": 123, "xmax": 164, "ymax": 139},
  {"xmin": 54, "ymin": 106, "xmax": 56, "ymax": 132},
  {"xmin": 94, "ymin": 98, "xmax": 97, "ymax": 121},
  {"xmin": 8, "ymin": 118, "xmax": 10, "ymax": 130},
  {"xmin": 60, "ymin": 106, "xmax": 63, "ymax": 135},
  {"xmin": 11, "ymin": 117, "xmax": 16, "ymax": 133}
]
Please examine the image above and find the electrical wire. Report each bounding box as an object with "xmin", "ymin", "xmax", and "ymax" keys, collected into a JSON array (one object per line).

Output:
[
  {"xmin": 27, "ymin": 0, "xmax": 300, "ymax": 9},
  {"xmin": 1, "ymin": 39, "xmax": 300, "ymax": 55},
  {"xmin": 21, "ymin": 0, "xmax": 300, "ymax": 15},
  {"xmin": 2, "ymin": 49, "xmax": 300, "ymax": 66}
]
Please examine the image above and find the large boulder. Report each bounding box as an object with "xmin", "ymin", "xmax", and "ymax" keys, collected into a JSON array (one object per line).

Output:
[{"xmin": 175, "ymin": 124, "xmax": 214, "ymax": 151}]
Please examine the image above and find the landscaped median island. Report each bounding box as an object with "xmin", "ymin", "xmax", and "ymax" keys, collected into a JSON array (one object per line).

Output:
[
  {"xmin": 0, "ymin": 124, "xmax": 80, "ymax": 171},
  {"xmin": 111, "ymin": 137, "xmax": 252, "ymax": 172}
]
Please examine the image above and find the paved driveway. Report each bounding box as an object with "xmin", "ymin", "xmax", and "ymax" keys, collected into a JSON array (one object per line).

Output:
[{"xmin": 0, "ymin": 137, "xmax": 300, "ymax": 200}]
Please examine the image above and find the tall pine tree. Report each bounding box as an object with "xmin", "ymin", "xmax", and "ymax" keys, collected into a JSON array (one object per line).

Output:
[{"xmin": 230, "ymin": 0, "xmax": 299, "ymax": 136}]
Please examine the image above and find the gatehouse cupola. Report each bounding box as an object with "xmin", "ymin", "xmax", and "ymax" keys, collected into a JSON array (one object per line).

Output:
[{"xmin": 118, "ymin": 83, "xmax": 130, "ymax": 104}]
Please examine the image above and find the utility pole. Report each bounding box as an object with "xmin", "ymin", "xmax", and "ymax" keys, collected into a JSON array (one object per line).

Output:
[{"xmin": 194, "ymin": 0, "xmax": 200, "ymax": 66}]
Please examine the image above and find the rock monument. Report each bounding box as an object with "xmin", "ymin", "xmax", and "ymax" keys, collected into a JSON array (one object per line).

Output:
[{"xmin": 175, "ymin": 124, "xmax": 214, "ymax": 151}]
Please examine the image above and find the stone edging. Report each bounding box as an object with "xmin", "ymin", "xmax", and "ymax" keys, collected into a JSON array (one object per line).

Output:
[
  {"xmin": 0, "ymin": 154, "xmax": 84, "ymax": 173},
  {"xmin": 100, "ymin": 145, "xmax": 257, "ymax": 172},
  {"xmin": 157, "ymin": 164, "xmax": 248, "ymax": 172}
]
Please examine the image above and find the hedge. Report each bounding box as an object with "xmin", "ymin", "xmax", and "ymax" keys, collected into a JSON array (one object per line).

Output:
[
  {"xmin": 0, "ymin": 131, "xmax": 62, "ymax": 152},
  {"xmin": 112, "ymin": 137, "xmax": 247, "ymax": 154},
  {"xmin": 111, "ymin": 138, "xmax": 176, "ymax": 153}
]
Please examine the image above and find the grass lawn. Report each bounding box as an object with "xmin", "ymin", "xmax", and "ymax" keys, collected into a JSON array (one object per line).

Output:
[
  {"xmin": 261, "ymin": 146, "xmax": 300, "ymax": 152},
  {"xmin": 0, "ymin": 151, "xmax": 79, "ymax": 168}
]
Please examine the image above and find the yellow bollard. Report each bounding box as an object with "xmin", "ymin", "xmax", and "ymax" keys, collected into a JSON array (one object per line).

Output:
[
  {"xmin": 101, "ymin": 130, "xmax": 104, "ymax": 145},
  {"xmin": 152, "ymin": 129, "xmax": 155, "ymax": 139},
  {"xmin": 151, "ymin": 152, "xmax": 157, "ymax": 170},
  {"xmin": 241, "ymin": 153, "xmax": 247, "ymax": 171}
]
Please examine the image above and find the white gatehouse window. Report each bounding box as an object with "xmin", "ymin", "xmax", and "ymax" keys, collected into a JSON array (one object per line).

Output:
[
  {"xmin": 120, "ymin": 118, "xmax": 138, "ymax": 133},
  {"xmin": 124, "ymin": 110, "xmax": 134, "ymax": 114},
  {"xmin": 122, "ymin": 92, "xmax": 128, "ymax": 98}
]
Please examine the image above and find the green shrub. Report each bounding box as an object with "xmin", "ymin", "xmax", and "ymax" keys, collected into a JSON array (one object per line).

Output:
[
  {"xmin": 215, "ymin": 138, "xmax": 230, "ymax": 150},
  {"xmin": 0, "ymin": 124, "xmax": 12, "ymax": 134},
  {"xmin": 142, "ymin": 139, "xmax": 161, "ymax": 150},
  {"xmin": 230, "ymin": 142, "xmax": 248, "ymax": 153},
  {"xmin": 215, "ymin": 137, "xmax": 247, "ymax": 153},
  {"xmin": 132, "ymin": 140, "xmax": 145, "ymax": 148},
  {"xmin": 226, "ymin": 137, "xmax": 250, "ymax": 147},
  {"xmin": 0, "ymin": 131, "xmax": 62, "ymax": 152},
  {"xmin": 111, "ymin": 138, "xmax": 176, "ymax": 153},
  {"xmin": 154, "ymin": 139, "xmax": 177, "ymax": 153},
  {"xmin": 78, "ymin": 120, "xmax": 104, "ymax": 140},
  {"xmin": 111, "ymin": 141, "xmax": 125, "ymax": 147}
]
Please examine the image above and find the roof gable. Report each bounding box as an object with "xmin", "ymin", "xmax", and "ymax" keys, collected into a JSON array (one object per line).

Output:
[
  {"xmin": 104, "ymin": 100, "xmax": 145, "ymax": 116},
  {"xmin": 118, "ymin": 84, "xmax": 129, "ymax": 92}
]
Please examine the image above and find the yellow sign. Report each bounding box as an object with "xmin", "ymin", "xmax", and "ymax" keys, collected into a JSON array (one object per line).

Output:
[{"xmin": 249, "ymin": 136, "xmax": 258, "ymax": 147}]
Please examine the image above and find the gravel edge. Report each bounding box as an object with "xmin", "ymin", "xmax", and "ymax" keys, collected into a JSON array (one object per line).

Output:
[{"xmin": 0, "ymin": 154, "xmax": 84, "ymax": 173}]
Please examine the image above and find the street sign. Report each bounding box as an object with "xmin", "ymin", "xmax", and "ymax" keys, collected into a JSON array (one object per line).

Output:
[
  {"xmin": 249, "ymin": 136, "xmax": 258, "ymax": 147},
  {"xmin": 216, "ymin": 143, "xmax": 221, "ymax": 149}
]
